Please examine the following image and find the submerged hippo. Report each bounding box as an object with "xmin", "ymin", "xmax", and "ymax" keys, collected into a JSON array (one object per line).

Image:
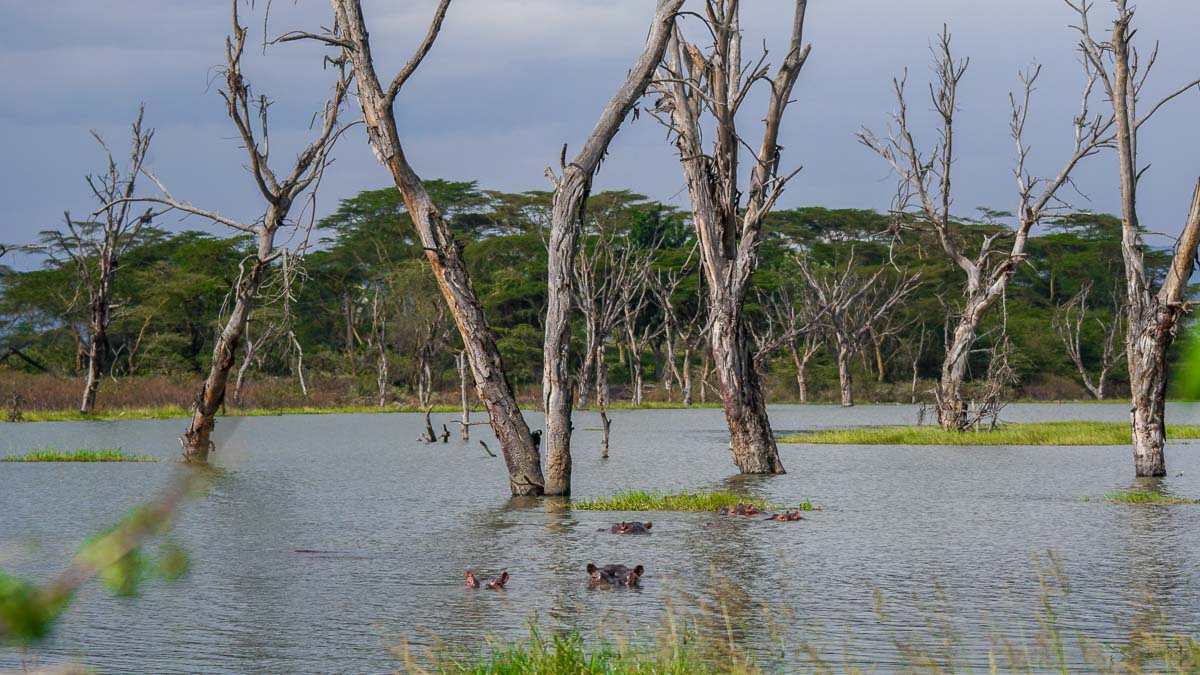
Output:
[
  {"xmin": 465, "ymin": 569, "xmax": 509, "ymax": 590},
  {"xmin": 609, "ymin": 521, "xmax": 653, "ymax": 534},
  {"xmin": 717, "ymin": 503, "xmax": 761, "ymax": 517},
  {"xmin": 768, "ymin": 510, "xmax": 805, "ymax": 522},
  {"xmin": 586, "ymin": 563, "xmax": 644, "ymax": 587}
]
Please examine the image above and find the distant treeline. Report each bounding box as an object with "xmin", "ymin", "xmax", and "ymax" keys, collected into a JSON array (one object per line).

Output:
[{"xmin": 0, "ymin": 180, "xmax": 1189, "ymax": 405}]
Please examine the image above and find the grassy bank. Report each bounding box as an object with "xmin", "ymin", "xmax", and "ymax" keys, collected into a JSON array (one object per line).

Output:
[
  {"xmin": 779, "ymin": 421, "xmax": 1200, "ymax": 446},
  {"xmin": 570, "ymin": 489, "xmax": 813, "ymax": 512},
  {"xmin": 2, "ymin": 448, "xmax": 157, "ymax": 462}
]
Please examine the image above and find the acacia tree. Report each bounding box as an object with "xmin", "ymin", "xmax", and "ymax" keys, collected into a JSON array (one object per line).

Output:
[
  {"xmin": 796, "ymin": 251, "xmax": 919, "ymax": 406},
  {"xmin": 127, "ymin": 4, "xmax": 350, "ymax": 462},
  {"xmin": 860, "ymin": 28, "xmax": 1114, "ymax": 430},
  {"xmin": 311, "ymin": 0, "xmax": 544, "ymax": 494},
  {"xmin": 650, "ymin": 0, "xmax": 812, "ymax": 474},
  {"xmin": 541, "ymin": 0, "xmax": 683, "ymax": 495},
  {"xmin": 1066, "ymin": 0, "xmax": 1200, "ymax": 476},
  {"xmin": 43, "ymin": 109, "xmax": 156, "ymax": 414}
]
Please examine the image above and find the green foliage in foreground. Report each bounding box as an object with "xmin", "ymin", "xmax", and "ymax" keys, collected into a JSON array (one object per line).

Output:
[
  {"xmin": 1106, "ymin": 491, "xmax": 1200, "ymax": 505},
  {"xmin": 2, "ymin": 448, "xmax": 156, "ymax": 462},
  {"xmin": 1, "ymin": 476, "xmax": 196, "ymax": 642},
  {"xmin": 570, "ymin": 489, "xmax": 813, "ymax": 512},
  {"xmin": 779, "ymin": 422, "xmax": 1200, "ymax": 446}
]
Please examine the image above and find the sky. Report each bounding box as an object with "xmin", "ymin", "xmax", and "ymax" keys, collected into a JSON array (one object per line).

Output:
[{"xmin": 2, "ymin": 0, "xmax": 1198, "ymax": 270}]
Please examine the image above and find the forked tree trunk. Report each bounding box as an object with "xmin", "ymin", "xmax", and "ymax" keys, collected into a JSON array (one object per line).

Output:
[
  {"xmin": 710, "ymin": 303, "xmax": 784, "ymax": 474},
  {"xmin": 331, "ymin": 0, "xmax": 544, "ymax": 495}
]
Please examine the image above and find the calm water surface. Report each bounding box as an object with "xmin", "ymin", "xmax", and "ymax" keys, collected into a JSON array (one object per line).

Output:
[{"xmin": 2, "ymin": 403, "xmax": 1199, "ymax": 672}]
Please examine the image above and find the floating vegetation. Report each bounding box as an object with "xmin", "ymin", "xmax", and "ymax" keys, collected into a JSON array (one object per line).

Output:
[
  {"xmin": 2, "ymin": 448, "xmax": 157, "ymax": 462},
  {"xmin": 779, "ymin": 421, "xmax": 1200, "ymax": 446},
  {"xmin": 571, "ymin": 490, "xmax": 813, "ymax": 513},
  {"xmin": 1105, "ymin": 491, "xmax": 1200, "ymax": 505}
]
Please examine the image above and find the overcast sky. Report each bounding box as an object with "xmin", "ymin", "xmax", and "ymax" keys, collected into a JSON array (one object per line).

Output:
[{"xmin": 2, "ymin": 1, "xmax": 1198, "ymax": 269}]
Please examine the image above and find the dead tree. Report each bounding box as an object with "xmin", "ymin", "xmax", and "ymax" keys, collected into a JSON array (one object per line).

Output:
[
  {"xmin": 573, "ymin": 228, "xmax": 652, "ymax": 409},
  {"xmin": 541, "ymin": 0, "xmax": 683, "ymax": 495},
  {"xmin": 1053, "ymin": 280, "xmax": 1126, "ymax": 399},
  {"xmin": 906, "ymin": 321, "xmax": 928, "ymax": 404},
  {"xmin": 123, "ymin": 5, "xmax": 349, "ymax": 462},
  {"xmin": 620, "ymin": 276, "xmax": 663, "ymax": 406},
  {"xmin": 648, "ymin": 250, "xmax": 702, "ymax": 403},
  {"xmin": 796, "ymin": 251, "xmax": 919, "ymax": 406},
  {"xmin": 1066, "ymin": 0, "xmax": 1200, "ymax": 476},
  {"xmin": 860, "ymin": 27, "xmax": 1113, "ymax": 430},
  {"xmin": 312, "ymin": 0, "xmax": 545, "ymax": 494},
  {"xmin": 44, "ymin": 109, "xmax": 156, "ymax": 414},
  {"xmin": 749, "ymin": 287, "xmax": 803, "ymax": 378},
  {"xmin": 649, "ymin": 0, "xmax": 812, "ymax": 474},
  {"xmin": 368, "ymin": 284, "xmax": 390, "ymax": 407}
]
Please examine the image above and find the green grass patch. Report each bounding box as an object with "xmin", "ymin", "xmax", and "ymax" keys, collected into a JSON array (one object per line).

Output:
[
  {"xmin": 410, "ymin": 624, "xmax": 749, "ymax": 674},
  {"xmin": 570, "ymin": 489, "xmax": 813, "ymax": 513},
  {"xmin": 1105, "ymin": 491, "xmax": 1200, "ymax": 505},
  {"xmin": 778, "ymin": 421, "xmax": 1200, "ymax": 446},
  {"xmin": 2, "ymin": 448, "xmax": 157, "ymax": 462}
]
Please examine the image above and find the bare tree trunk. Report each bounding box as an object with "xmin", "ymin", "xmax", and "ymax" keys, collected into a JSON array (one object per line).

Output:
[
  {"xmin": 597, "ymin": 346, "xmax": 612, "ymax": 458},
  {"xmin": 836, "ymin": 343, "xmax": 853, "ymax": 407},
  {"xmin": 328, "ymin": 0, "xmax": 544, "ymax": 495},
  {"xmin": 79, "ymin": 320, "xmax": 105, "ymax": 414},
  {"xmin": 541, "ymin": 0, "xmax": 682, "ymax": 495},
  {"xmin": 183, "ymin": 261, "xmax": 265, "ymax": 461},
  {"xmin": 710, "ymin": 303, "xmax": 783, "ymax": 473},
  {"xmin": 938, "ymin": 313, "xmax": 980, "ymax": 430},
  {"xmin": 681, "ymin": 343, "xmax": 694, "ymax": 405},
  {"xmin": 456, "ymin": 350, "xmax": 470, "ymax": 441}
]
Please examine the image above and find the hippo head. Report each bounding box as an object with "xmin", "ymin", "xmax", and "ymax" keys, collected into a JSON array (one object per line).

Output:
[
  {"xmin": 586, "ymin": 563, "xmax": 606, "ymax": 584},
  {"xmin": 465, "ymin": 570, "xmax": 480, "ymax": 588},
  {"xmin": 487, "ymin": 571, "xmax": 509, "ymax": 589},
  {"xmin": 623, "ymin": 565, "xmax": 645, "ymax": 586}
]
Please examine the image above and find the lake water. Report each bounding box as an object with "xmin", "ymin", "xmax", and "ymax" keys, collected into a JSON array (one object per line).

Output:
[{"xmin": 2, "ymin": 403, "xmax": 1199, "ymax": 672}]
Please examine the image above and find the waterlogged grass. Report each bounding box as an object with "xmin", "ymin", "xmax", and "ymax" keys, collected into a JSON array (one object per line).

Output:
[
  {"xmin": 2, "ymin": 448, "xmax": 157, "ymax": 462},
  {"xmin": 570, "ymin": 489, "xmax": 814, "ymax": 513},
  {"xmin": 1106, "ymin": 490, "xmax": 1200, "ymax": 505},
  {"xmin": 779, "ymin": 421, "xmax": 1200, "ymax": 446},
  {"xmin": 403, "ymin": 624, "xmax": 750, "ymax": 674}
]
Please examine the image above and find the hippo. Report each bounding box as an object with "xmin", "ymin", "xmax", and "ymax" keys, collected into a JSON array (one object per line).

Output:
[
  {"xmin": 717, "ymin": 503, "xmax": 761, "ymax": 517},
  {"xmin": 586, "ymin": 563, "xmax": 644, "ymax": 587},
  {"xmin": 768, "ymin": 510, "xmax": 805, "ymax": 522},
  {"xmin": 609, "ymin": 521, "xmax": 652, "ymax": 534},
  {"xmin": 465, "ymin": 569, "xmax": 509, "ymax": 590}
]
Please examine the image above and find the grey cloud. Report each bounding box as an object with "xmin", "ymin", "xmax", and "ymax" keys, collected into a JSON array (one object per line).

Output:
[{"xmin": 2, "ymin": 0, "xmax": 1198, "ymax": 262}]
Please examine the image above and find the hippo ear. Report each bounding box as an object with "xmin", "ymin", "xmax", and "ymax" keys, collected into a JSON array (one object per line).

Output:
[
  {"xmin": 644, "ymin": 522, "xmax": 652, "ymax": 529},
  {"xmin": 634, "ymin": 565, "xmax": 644, "ymax": 576},
  {"xmin": 465, "ymin": 569, "xmax": 473, "ymax": 578},
  {"xmin": 498, "ymin": 571, "xmax": 509, "ymax": 583},
  {"xmin": 587, "ymin": 563, "xmax": 597, "ymax": 574}
]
